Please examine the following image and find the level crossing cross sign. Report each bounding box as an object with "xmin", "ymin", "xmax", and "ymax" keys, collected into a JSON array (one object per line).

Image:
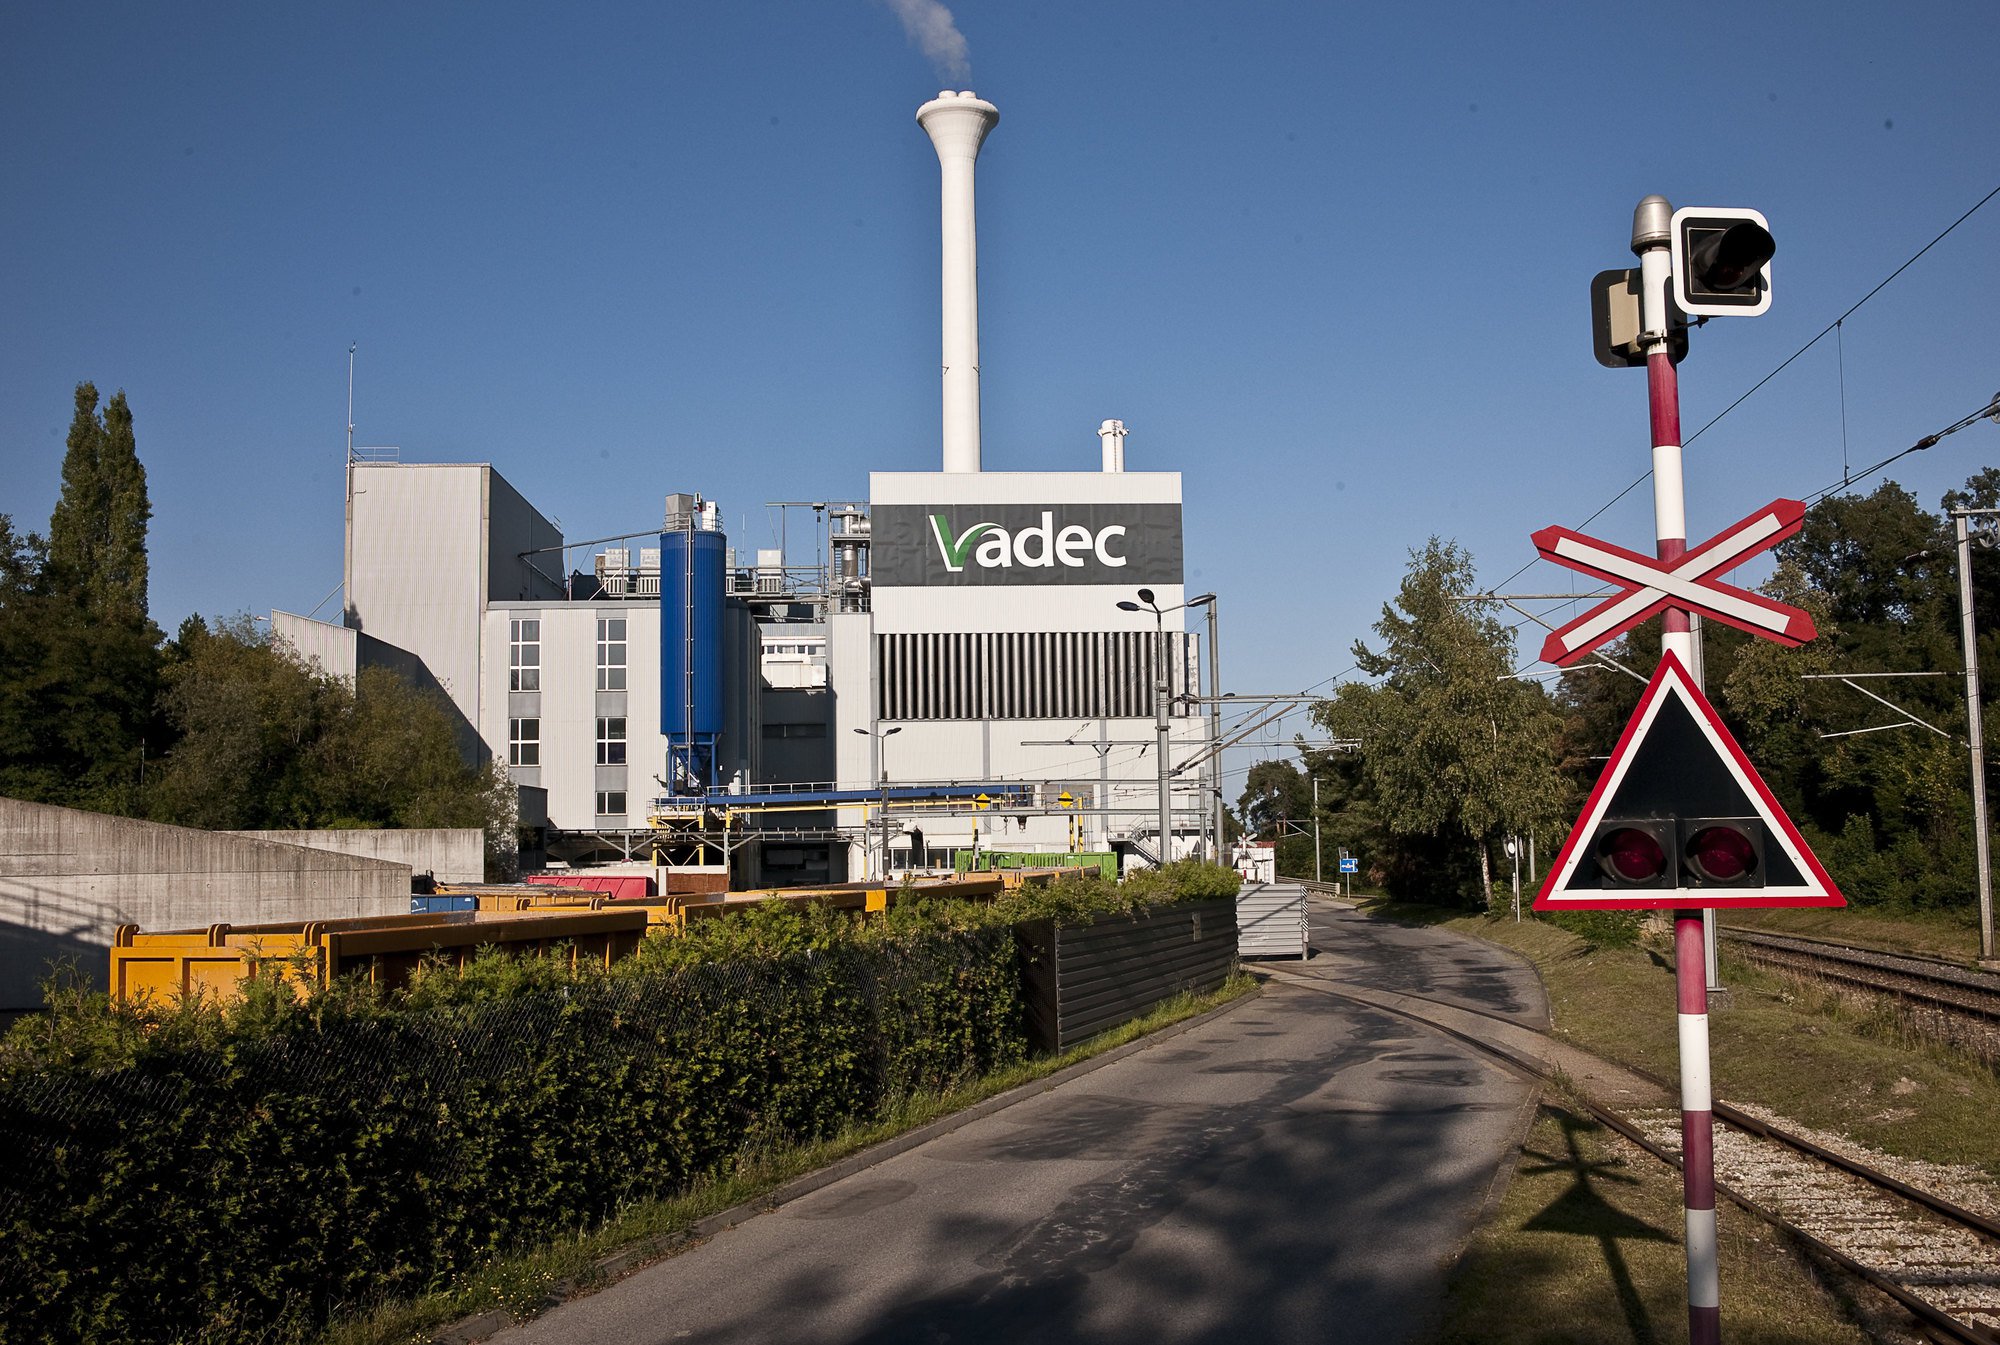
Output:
[
  {"xmin": 1533, "ymin": 498, "xmax": 1816, "ymax": 666},
  {"xmin": 1536, "ymin": 653, "xmax": 1842, "ymax": 911}
]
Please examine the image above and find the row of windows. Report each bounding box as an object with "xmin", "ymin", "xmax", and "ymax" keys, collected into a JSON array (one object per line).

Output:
[
  {"xmin": 508, "ymin": 717, "xmax": 626, "ymax": 766},
  {"xmin": 877, "ymin": 631, "xmax": 1196, "ymax": 721},
  {"xmin": 510, "ymin": 617, "xmax": 629, "ymax": 692}
]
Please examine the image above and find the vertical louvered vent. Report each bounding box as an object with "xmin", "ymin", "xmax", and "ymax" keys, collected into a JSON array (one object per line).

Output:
[{"xmin": 877, "ymin": 631, "xmax": 1197, "ymax": 721}]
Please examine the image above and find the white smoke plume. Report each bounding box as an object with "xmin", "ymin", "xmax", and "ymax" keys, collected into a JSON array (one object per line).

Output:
[{"xmin": 881, "ymin": 0, "xmax": 971, "ymax": 82}]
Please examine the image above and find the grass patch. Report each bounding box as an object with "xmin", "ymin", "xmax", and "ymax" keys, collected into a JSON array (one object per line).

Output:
[
  {"xmin": 315, "ymin": 973, "xmax": 1258, "ymax": 1345},
  {"xmin": 1430, "ymin": 1101, "xmax": 1873, "ymax": 1344},
  {"xmin": 1415, "ymin": 910, "xmax": 2000, "ymax": 1177}
]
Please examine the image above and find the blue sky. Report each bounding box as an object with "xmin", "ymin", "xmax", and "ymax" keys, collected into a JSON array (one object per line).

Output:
[{"xmin": 5, "ymin": 1, "xmax": 1997, "ymax": 788}]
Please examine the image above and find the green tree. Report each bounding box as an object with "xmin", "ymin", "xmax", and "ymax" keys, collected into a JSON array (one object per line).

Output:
[
  {"xmin": 151, "ymin": 621, "xmax": 514, "ymax": 867},
  {"xmin": 1315, "ymin": 538, "xmax": 1569, "ymax": 906},
  {"xmin": 48, "ymin": 383, "xmax": 151, "ymax": 622},
  {"xmin": 1234, "ymin": 757, "xmax": 1321, "ymax": 876},
  {"xmin": 1236, "ymin": 758, "xmax": 1313, "ymax": 840},
  {"xmin": 0, "ymin": 385, "xmax": 162, "ymax": 812},
  {"xmin": 151, "ymin": 618, "xmax": 344, "ymax": 829},
  {"xmin": 0, "ymin": 517, "xmax": 60, "ymax": 800}
]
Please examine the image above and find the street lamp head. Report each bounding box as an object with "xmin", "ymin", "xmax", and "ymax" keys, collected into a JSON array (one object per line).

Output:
[
  {"xmin": 852, "ymin": 728, "xmax": 870, "ymax": 736},
  {"xmin": 1136, "ymin": 588, "xmax": 1155, "ymax": 604},
  {"xmin": 1187, "ymin": 592, "xmax": 1217, "ymax": 606},
  {"xmin": 884, "ymin": 726, "xmax": 902, "ymax": 736},
  {"xmin": 1116, "ymin": 601, "xmax": 1142, "ymax": 612}
]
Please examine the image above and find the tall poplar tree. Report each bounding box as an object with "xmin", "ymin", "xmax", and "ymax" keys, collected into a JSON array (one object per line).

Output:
[
  {"xmin": 7, "ymin": 382, "xmax": 164, "ymax": 812},
  {"xmin": 48, "ymin": 382, "xmax": 151, "ymax": 621}
]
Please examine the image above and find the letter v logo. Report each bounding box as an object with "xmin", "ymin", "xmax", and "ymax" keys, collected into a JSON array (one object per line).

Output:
[{"xmin": 930, "ymin": 514, "xmax": 994, "ymax": 573}]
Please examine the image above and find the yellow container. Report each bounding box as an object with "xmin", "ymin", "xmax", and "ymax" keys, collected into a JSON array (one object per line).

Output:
[{"xmin": 110, "ymin": 908, "xmax": 651, "ymax": 1005}]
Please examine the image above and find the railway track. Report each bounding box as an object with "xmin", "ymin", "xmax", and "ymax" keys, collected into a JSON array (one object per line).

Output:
[
  {"xmin": 1267, "ymin": 921, "xmax": 2000, "ymax": 1343},
  {"xmin": 1716, "ymin": 926, "xmax": 2000, "ymax": 1065}
]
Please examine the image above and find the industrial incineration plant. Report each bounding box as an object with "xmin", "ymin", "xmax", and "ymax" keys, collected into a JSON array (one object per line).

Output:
[{"xmin": 278, "ymin": 91, "xmax": 1221, "ymax": 893}]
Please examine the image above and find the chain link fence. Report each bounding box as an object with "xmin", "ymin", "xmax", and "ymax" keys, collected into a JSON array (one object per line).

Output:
[{"xmin": 0, "ymin": 927, "xmax": 1024, "ymax": 1344}]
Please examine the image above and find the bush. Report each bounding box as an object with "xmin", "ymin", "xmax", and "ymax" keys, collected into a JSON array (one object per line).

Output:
[
  {"xmin": 0, "ymin": 864, "xmax": 1240, "ymax": 1344},
  {"xmin": 0, "ymin": 923, "xmax": 1021, "ymax": 1343}
]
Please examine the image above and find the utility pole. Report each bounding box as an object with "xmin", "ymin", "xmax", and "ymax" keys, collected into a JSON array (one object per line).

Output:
[
  {"xmin": 1312, "ymin": 774, "xmax": 1323, "ymax": 883},
  {"xmin": 1952, "ymin": 508, "xmax": 1999, "ymax": 965}
]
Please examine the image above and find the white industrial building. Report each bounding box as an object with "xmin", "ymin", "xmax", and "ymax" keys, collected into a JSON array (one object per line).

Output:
[{"xmin": 277, "ymin": 89, "xmax": 1221, "ymax": 888}]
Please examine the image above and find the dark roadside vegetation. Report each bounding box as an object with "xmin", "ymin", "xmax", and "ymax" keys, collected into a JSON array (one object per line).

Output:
[{"xmin": 0, "ymin": 865, "xmax": 1243, "ymax": 1345}]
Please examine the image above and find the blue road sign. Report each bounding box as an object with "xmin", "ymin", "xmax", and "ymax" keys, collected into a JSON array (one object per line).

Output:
[{"xmin": 1339, "ymin": 858, "xmax": 1358, "ymax": 874}]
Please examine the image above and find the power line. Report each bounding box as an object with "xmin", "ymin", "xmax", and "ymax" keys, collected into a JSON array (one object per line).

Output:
[
  {"xmin": 1683, "ymin": 181, "xmax": 2000, "ymax": 451},
  {"xmin": 1485, "ymin": 182, "xmax": 2000, "ymax": 599}
]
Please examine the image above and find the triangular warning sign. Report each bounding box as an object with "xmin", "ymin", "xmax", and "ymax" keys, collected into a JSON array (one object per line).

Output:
[{"xmin": 1536, "ymin": 652, "xmax": 1843, "ymax": 911}]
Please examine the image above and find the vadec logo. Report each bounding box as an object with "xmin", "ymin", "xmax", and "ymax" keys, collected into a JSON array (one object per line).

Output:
[{"xmin": 929, "ymin": 511, "xmax": 1128, "ymax": 573}]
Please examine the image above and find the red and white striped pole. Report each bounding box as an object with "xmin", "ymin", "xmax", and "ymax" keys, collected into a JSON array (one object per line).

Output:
[{"xmin": 1635, "ymin": 193, "xmax": 1721, "ymax": 1345}]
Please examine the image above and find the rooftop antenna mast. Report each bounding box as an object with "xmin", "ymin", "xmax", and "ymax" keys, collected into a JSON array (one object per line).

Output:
[
  {"xmin": 346, "ymin": 344, "xmax": 358, "ymax": 464},
  {"xmin": 341, "ymin": 343, "xmax": 357, "ymax": 624}
]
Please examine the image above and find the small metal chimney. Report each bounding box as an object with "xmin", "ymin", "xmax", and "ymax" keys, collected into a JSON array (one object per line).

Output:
[
  {"xmin": 917, "ymin": 90, "xmax": 999, "ymax": 473},
  {"xmin": 1098, "ymin": 419, "xmax": 1127, "ymax": 473}
]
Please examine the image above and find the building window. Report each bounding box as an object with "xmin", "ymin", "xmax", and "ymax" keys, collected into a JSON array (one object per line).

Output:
[
  {"xmin": 509, "ymin": 717, "xmax": 540, "ymax": 766},
  {"xmin": 761, "ymin": 721, "xmax": 827, "ymax": 739},
  {"xmin": 596, "ymin": 791, "xmax": 626, "ymax": 817},
  {"xmin": 596, "ymin": 716, "xmax": 627, "ymax": 765},
  {"xmin": 597, "ymin": 617, "xmax": 627, "ymax": 690},
  {"xmin": 510, "ymin": 619, "xmax": 541, "ymax": 691}
]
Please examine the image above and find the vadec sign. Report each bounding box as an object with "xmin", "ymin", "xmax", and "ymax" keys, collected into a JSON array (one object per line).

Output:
[{"xmin": 872, "ymin": 503, "xmax": 1184, "ymax": 588}]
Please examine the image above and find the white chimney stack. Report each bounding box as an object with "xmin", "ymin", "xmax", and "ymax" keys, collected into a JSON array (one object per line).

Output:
[
  {"xmin": 917, "ymin": 90, "xmax": 999, "ymax": 473},
  {"xmin": 1098, "ymin": 419, "xmax": 1127, "ymax": 473}
]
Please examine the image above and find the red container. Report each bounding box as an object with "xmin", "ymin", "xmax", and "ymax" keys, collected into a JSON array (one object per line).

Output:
[{"xmin": 524, "ymin": 872, "xmax": 655, "ymax": 901}]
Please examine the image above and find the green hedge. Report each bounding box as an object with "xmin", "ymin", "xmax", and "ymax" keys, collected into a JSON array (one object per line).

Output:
[{"xmin": 0, "ymin": 862, "xmax": 1239, "ymax": 1344}]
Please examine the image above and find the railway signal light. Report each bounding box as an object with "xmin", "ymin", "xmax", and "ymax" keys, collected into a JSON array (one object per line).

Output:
[
  {"xmin": 1681, "ymin": 818, "xmax": 1763, "ymax": 887},
  {"xmin": 1670, "ymin": 206, "xmax": 1775, "ymax": 317},
  {"xmin": 1591, "ymin": 815, "xmax": 1765, "ymax": 889},
  {"xmin": 1594, "ymin": 819, "xmax": 1676, "ymax": 888}
]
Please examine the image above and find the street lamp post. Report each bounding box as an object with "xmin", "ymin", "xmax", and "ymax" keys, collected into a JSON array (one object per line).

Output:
[
  {"xmin": 1205, "ymin": 597, "xmax": 1223, "ymax": 859},
  {"xmin": 1118, "ymin": 590, "xmax": 1214, "ymax": 869},
  {"xmin": 851, "ymin": 725, "xmax": 901, "ymax": 881}
]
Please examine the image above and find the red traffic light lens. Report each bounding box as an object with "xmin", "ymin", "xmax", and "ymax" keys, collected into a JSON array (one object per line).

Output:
[
  {"xmin": 1686, "ymin": 826, "xmax": 1757, "ymax": 882},
  {"xmin": 1599, "ymin": 827, "xmax": 1668, "ymax": 884}
]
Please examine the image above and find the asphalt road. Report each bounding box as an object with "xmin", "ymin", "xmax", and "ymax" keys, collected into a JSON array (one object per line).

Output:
[{"xmin": 492, "ymin": 898, "xmax": 1546, "ymax": 1345}]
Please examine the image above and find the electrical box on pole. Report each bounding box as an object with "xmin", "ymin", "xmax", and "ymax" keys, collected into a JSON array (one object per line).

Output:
[
  {"xmin": 1590, "ymin": 268, "xmax": 1688, "ymax": 368},
  {"xmin": 1670, "ymin": 206, "xmax": 1775, "ymax": 317}
]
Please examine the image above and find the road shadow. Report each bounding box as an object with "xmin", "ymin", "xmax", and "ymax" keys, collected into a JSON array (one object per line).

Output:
[{"xmin": 736, "ymin": 991, "xmax": 1532, "ymax": 1345}]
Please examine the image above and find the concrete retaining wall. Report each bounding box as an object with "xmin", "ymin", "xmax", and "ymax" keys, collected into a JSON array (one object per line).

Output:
[
  {"xmin": 229, "ymin": 828, "xmax": 485, "ymax": 884},
  {"xmin": 0, "ymin": 798, "xmax": 411, "ymax": 1011}
]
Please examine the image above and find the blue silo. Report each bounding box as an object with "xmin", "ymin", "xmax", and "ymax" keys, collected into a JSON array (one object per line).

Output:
[{"xmin": 660, "ymin": 517, "xmax": 727, "ymax": 792}]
